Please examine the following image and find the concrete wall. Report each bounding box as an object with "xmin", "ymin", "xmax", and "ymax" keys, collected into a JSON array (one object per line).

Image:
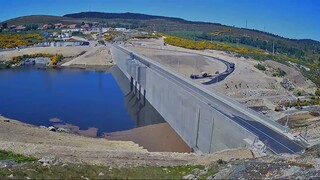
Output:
[
  {"xmin": 111, "ymin": 45, "xmax": 258, "ymax": 153},
  {"xmin": 111, "ymin": 66, "xmax": 165, "ymax": 127}
]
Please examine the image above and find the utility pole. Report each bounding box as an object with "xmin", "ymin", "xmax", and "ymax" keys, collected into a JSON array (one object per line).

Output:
[
  {"xmin": 99, "ymin": 26, "xmax": 103, "ymax": 41},
  {"xmin": 272, "ymin": 41, "xmax": 275, "ymax": 55},
  {"xmin": 246, "ymin": 19, "xmax": 248, "ymax": 28}
]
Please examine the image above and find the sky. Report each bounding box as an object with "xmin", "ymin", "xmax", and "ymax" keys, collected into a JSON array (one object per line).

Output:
[{"xmin": 0, "ymin": 0, "xmax": 319, "ymax": 41}]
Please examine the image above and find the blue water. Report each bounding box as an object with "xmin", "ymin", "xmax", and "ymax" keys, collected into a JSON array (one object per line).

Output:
[{"xmin": 0, "ymin": 67, "xmax": 163, "ymax": 136}]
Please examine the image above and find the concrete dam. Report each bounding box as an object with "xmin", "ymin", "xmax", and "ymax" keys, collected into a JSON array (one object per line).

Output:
[{"xmin": 111, "ymin": 44, "xmax": 304, "ymax": 154}]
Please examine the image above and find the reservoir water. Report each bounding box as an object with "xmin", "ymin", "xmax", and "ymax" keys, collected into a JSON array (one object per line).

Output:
[{"xmin": 0, "ymin": 66, "xmax": 191, "ymax": 152}]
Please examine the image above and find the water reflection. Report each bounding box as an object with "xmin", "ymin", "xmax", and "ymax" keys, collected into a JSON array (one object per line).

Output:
[
  {"xmin": 0, "ymin": 66, "xmax": 190, "ymax": 152},
  {"xmin": 110, "ymin": 66, "xmax": 165, "ymax": 127}
]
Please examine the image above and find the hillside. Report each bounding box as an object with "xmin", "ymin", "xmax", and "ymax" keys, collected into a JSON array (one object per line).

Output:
[
  {"xmin": 64, "ymin": 12, "xmax": 186, "ymax": 22},
  {"xmin": 63, "ymin": 12, "xmax": 320, "ymax": 58},
  {"xmin": 2, "ymin": 15, "xmax": 92, "ymax": 26},
  {"xmin": 2, "ymin": 12, "xmax": 320, "ymax": 85}
]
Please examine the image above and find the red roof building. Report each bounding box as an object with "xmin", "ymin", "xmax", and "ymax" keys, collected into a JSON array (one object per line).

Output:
[
  {"xmin": 68, "ymin": 24, "xmax": 77, "ymax": 29},
  {"xmin": 15, "ymin": 25, "xmax": 26, "ymax": 31}
]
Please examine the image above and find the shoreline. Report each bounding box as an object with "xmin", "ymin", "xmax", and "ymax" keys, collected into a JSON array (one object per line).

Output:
[{"xmin": 0, "ymin": 115, "xmax": 254, "ymax": 167}]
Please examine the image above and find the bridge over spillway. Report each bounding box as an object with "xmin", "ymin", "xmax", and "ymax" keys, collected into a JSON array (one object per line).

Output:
[{"xmin": 111, "ymin": 44, "xmax": 305, "ymax": 154}]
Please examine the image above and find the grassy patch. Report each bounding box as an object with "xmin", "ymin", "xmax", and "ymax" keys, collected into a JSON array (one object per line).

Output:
[
  {"xmin": 0, "ymin": 150, "xmax": 37, "ymax": 163},
  {"xmin": 0, "ymin": 162, "xmax": 219, "ymax": 179}
]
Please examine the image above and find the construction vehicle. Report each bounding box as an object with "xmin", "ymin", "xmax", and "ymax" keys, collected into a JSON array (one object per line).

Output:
[{"xmin": 202, "ymin": 72, "xmax": 212, "ymax": 78}]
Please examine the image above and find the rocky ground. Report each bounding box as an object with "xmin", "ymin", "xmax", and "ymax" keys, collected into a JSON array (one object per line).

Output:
[
  {"xmin": 0, "ymin": 116, "xmax": 253, "ymax": 168},
  {"xmin": 0, "ymin": 127, "xmax": 320, "ymax": 179},
  {"xmin": 214, "ymin": 145, "xmax": 320, "ymax": 179}
]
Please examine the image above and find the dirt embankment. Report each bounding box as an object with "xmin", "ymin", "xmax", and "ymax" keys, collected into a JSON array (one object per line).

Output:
[
  {"xmin": 61, "ymin": 45, "xmax": 113, "ymax": 69},
  {"xmin": 128, "ymin": 46, "xmax": 227, "ymax": 78},
  {"xmin": 263, "ymin": 60, "xmax": 316, "ymax": 93},
  {"xmin": 0, "ymin": 116, "xmax": 253, "ymax": 167},
  {"xmin": 0, "ymin": 46, "xmax": 90, "ymax": 61}
]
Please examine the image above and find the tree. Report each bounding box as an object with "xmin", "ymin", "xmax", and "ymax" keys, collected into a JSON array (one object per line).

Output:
[
  {"xmin": 2, "ymin": 23, "xmax": 7, "ymax": 29},
  {"xmin": 316, "ymin": 88, "xmax": 320, "ymax": 96}
]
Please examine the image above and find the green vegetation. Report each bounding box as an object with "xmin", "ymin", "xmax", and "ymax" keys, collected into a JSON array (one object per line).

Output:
[
  {"xmin": 291, "ymin": 124, "xmax": 309, "ymax": 129},
  {"xmin": 217, "ymin": 159, "xmax": 227, "ymax": 165},
  {"xmin": 164, "ymin": 35, "xmax": 320, "ymax": 86},
  {"xmin": 297, "ymin": 91, "xmax": 302, "ymax": 96},
  {"xmin": 132, "ymin": 34, "xmax": 160, "ymax": 39},
  {"xmin": 291, "ymin": 97, "xmax": 320, "ymax": 107},
  {"xmin": 1, "ymin": 15, "xmax": 81, "ymax": 27},
  {"xmin": 0, "ymin": 150, "xmax": 37, "ymax": 163},
  {"xmin": 254, "ymin": 63, "xmax": 266, "ymax": 71},
  {"xmin": 164, "ymin": 35, "xmax": 268, "ymax": 58},
  {"xmin": 166, "ymin": 30, "xmax": 319, "ymax": 63},
  {"xmin": 0, "ymin": 160, "xmax": 218, "ymax": 179},
  {"xmin": 0, "ymin": 61, "xmax": 11, "ymax": 69},
  {"xmin": 272, "ymin": 68, "xmax": 286, "ymax": 77},
  {"xmin": 104, "ymin": 35, "xmax": 113, "ymax": 42},
  {"xmin": 316, "ymin": 88, "xmax": 320, "ymax": 96},
  {"xmin": 0, "ymin": 150, "xmax": 220, "ymax": 179},
  {"xmin": 2, "ymin": 13, "xmax": 320, "ymax": 85},
  {"xmin": 11, "ymin": 53, "xmax": 63, "ymax": 65},
  {"xmin": 0, "ymin": 33, "xmax": 43, "ymax": 49},
  {"xmin": 317, "ymin": 151, "xmax": 320, "ymax": 158}
]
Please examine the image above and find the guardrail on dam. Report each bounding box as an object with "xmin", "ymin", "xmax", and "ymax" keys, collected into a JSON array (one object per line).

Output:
[{"xmin": 111, "ymin": 44, "xmax": 261, "ymax": 153}]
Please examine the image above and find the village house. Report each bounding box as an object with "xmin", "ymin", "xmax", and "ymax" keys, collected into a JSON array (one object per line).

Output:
[
  {"xmin": 68, "ymin": 24, "xmax": 77, "ymax": 29},
  {"xmin": 42, "ymin": 24, "xmax": 53, "ymax": 30},
  {"xmin": 54, "ymin": 23, "xmax": 63, "ymax": 29},
  {"xmin": 15, "ymin": 25, "xmax": 27, "ymax": 31},
  {"xmin": 9, "ymin": 25, "xmax": 16, "ymax": 29},
  {"xmin": 81, "ymin": 23, "xmax": 90, "ymax": 31}
]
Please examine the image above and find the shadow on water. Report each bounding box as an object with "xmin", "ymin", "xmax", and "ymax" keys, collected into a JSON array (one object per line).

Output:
[{"xmin": 110, "ymin": 66, "xmax": 165, "ymax": 127}]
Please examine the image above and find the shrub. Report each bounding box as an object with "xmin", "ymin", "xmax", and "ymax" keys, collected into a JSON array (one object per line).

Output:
[
  {"xmin": 254, "ymin": 63, "xmax": 266, "ymax": 71},
  {"xmin": 217, "ymin": 159, "xmax": 227, "ymax": 165},
  {"xmin": 316, "ymin": 88, "xmax": 320, "ymax": 96},
  {"xmin": 0, "ymin": 33, "xmax": 43, "ymax": 49},
  {"xmin": 273, "ymin": 68, "xmax": 286, "ymax": 77}
]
